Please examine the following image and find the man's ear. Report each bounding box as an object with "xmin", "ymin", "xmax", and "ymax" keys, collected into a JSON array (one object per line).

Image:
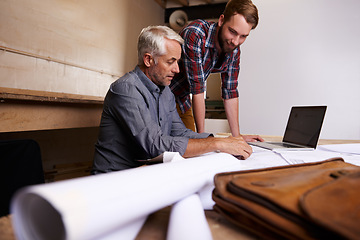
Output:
[
  {"xmin": 143, "ymin": 53, "xmax": 153, "ymax": 67},
  {"xmin": 218, "ymin": 14, "xmax": 224, "ymax": 27}
]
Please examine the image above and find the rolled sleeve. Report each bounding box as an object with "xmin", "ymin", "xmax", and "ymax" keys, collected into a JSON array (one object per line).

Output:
[
  {"xmin": 182, "ymin": 27, "xmax": 207, "ymax": 95},
  {"xmin": 221, "ymin": 52, "xmax": 240, "ymax": 99}
]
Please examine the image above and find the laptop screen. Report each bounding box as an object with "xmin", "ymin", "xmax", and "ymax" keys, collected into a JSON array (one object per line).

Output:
[{"xmin": 282, "ymin": 106, "xmax": 327, "ymax": 148}]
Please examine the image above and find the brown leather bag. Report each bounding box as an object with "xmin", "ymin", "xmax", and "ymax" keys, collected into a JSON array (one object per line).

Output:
[{"xmin": 212, "ymin": 158, "xmax": 360, "ymax": 240}]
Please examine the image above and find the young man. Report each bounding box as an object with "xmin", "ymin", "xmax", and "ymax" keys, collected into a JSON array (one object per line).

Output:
[
  {"xmin": 92, "ymin": 26, "xmax": 252, "ymax": 173},
  {"xmin": 170, "ymin": 0, "xmax": 264, "ymax": 142}
]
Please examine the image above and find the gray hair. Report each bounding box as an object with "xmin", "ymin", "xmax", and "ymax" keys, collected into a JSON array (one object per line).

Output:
[{"xmin": 137, "ymin": 25, "xmax": 184, "ymax": 65}]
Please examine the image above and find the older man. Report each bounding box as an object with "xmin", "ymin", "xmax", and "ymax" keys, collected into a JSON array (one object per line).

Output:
[{"xmin": 92, "ymin": 26, "xmax": 252, "ymax": 173}]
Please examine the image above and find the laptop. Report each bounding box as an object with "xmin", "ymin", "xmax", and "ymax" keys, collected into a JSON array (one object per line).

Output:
[{"xmin": 249, "ymin": 106, "xmax": 327, "ymax": 151}]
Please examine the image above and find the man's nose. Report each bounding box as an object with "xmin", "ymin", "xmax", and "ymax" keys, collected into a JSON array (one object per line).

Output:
[
  {"xmin": 232, "ymin": 36, "xmax": 244, "ymax": 46},
  {"xmin": 173, "ymin": 62, "xmax": 180, "ymax": 73},
  {"xmin": 232, "ymin": 38, "xmax": 240, "ymax": 46}
]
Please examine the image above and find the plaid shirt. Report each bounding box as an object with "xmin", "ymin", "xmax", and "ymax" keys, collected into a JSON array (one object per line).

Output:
[{"xmin": 170, "ymin": 19, "xmax": 240, "ymax": 113}]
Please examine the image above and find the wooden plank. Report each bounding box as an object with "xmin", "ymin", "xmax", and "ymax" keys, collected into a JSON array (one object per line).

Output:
[
  {"xmin": 0, "ymin": 87, "xmax": 104, "ymax": 104},
  {"xmin": 174, "ymin": 0, "xmax": 189, "ymax": 6},
  {"xmin": 0, "ymin": 87, "xmax": 104, "ymax": 132},
  {"xmin": 0, "ymin": 101, "xmax": 103, "ymax": 132},
  {"xmin": 154, "ymin": 0, "xmax": 189, "ymax": 8},
  {"xmin": 154, "ymin": 0, "xmax": 166, "ymax": 8}
]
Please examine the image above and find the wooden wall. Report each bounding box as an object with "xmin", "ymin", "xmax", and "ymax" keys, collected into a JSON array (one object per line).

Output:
[
  {"xmin": 0, "ymin": 0, "xmax": 165, "ymax": 180},
  {"xmin": 0, "ymin": 0, "xmax": 164, "ymax": 97}
]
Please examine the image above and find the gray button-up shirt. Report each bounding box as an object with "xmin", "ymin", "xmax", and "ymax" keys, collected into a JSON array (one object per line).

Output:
[{"xmin": 93, "ymin": 66, "xmax": 211, "ymax": 172}]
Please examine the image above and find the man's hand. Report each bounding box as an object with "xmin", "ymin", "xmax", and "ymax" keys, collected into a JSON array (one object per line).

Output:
[
  {"xmin": 217, "ymin": 136, "xmax": 253, "ymax": 159},
  {"xmin": 242, "ymin": 135, "xmax": 265, "ymax": 142},
  {"xmin": 184, "ymin": 136, "xmax": 253, "ymax": 159}
]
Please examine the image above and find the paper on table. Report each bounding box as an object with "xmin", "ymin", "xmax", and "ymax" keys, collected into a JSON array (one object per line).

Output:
[
  {"xmin": 243, "ymin": 151, "xmax": 291, "ymax": 168},
  {"xmin": 167, "ymin": 194, "xmax": 212, "ymax": 240},
  {"xmin": 11, "ymin": 152, "xmax": 240, "ymax": 240},
  {"xmin": 250, "ymin": 143, "xmax": 360, "ymax": 166},
  {"xmin": 250, "ymin": 145, "xmax": 272, "ymax": 153},
  {"xmin": 273, "ymin": 148, "xmax": 360, "ymax": 166},
  {"xmin": 275, "ymin": 149, "xmax": 344, "ymax": 165},
  {"xmin": 317, "ymin": 143, "xmax": 360, "ymax": 155}
]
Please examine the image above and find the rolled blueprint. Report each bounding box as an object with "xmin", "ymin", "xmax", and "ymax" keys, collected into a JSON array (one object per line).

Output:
[
  {"xmin": 11, "ymin": 152, "xmax": 240, "ymax": 240},
  {"xmin": 167, "ymin": 194, "xmax": 213, "ymax": 240}
]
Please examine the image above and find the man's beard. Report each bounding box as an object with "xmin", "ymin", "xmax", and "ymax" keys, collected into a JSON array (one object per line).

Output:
[{"xmin": 218, "ymin": 25, "xmax": 238, "ymax": 53}]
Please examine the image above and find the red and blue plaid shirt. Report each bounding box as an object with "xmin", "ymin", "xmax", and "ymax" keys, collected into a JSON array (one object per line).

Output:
[{"xmin": 170, "ymin": 19, "xmax": 240, "ymax": 113}]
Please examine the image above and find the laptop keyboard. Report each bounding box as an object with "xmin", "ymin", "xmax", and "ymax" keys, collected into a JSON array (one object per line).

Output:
[{"xmin": 276, "ymin": 142, "xmax": 302, "ymax": 148}]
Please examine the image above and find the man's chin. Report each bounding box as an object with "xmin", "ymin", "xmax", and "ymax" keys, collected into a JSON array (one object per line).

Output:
[
  {"xmin": 164, "ymin": 79, "xmax": 172, "ymax": 86},
  {"xmin": 221, "ymin": 41, "xmax": 238, "ymax": 52},
  {"xmin": 223, "ymin": 46, "xmax": 238, "ymax": 53}
]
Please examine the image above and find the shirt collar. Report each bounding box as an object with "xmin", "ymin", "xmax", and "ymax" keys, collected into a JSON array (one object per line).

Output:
[
  {"xmin": 205, "ymin": 22, "xmax": 218, "ymax": 49},
  {"xmin": 135, "ymin": 65, "xmax": 163, "ymax": 94}
]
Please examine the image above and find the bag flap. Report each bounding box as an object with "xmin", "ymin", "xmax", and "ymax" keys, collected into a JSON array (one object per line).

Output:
[
  {"xmin": 212, "ymin": 158, "xmax": 355, "ymax": 239},
  {"xmin": 225, "ymin": 158, "xmax": 357, "ymax": 217},
  {"xmin": 300, "ymin": 171, "xmax": 360, "ymax": 239},
  {"xmin": 213, "ymin": 159, "xmax": 350, "ymax": 239}
]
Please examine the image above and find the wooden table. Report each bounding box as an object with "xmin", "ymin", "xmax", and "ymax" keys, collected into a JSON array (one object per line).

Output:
[{"xmin": 1, "ymin": 136, "xmax": 359, "ymax": 240}]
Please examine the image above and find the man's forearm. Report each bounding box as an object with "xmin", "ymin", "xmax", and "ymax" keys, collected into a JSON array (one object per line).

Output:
[
  {"xmin": 183, "ymin": 137, "xmax": 219, "ymax": 158},
  {"xmin": 183, "ymin": 136, "xmax": 253, "ymax": 159},
  {"xmin": 223, "ymin": 97, "xmax": 241, "ymax": 137},
  {"xmin": 192, "ymin": 93, "xmax": 206, "ymax": 133}
]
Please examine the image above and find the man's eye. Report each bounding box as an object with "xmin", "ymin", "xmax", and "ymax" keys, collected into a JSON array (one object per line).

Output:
[{"xmin": 229, "ymin": 29, "xmax": 237, "ymax": 35}]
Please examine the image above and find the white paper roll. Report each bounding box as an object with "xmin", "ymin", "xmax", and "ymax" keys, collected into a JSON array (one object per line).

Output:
[
  {"xmin": 167, "ymin": 194, "xmax": 213, "ymax": 240},
  {"xmin": 98, "ymin": 217, "xmax": 147, "ymax": 240},
  {"xmin": 11, "ymin": 152, "xmax": 240, "ymax": 240}
]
